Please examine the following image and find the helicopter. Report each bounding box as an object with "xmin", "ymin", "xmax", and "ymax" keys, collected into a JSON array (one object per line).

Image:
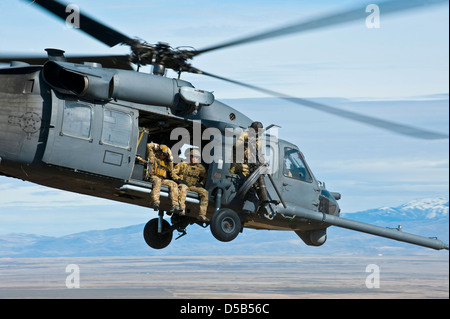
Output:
[{"xmin": 0, "ymin": 0, "xmax": 448, "ymax": 251}]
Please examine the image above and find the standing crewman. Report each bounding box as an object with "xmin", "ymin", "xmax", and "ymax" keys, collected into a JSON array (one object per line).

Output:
[
  {"xmin": 173, "ymin": 148, "xmax": 209, "ymax": 222},
  {"xmin": 230, "ymin": 121, "xmax": 270, "ymax": 206},
  {"xmin": 137, "ymin": 143, "xmax": 181, "ymax": 213},
  {"xmin": 230, "ymin": 121, "xmax": 263, "ymax": 176}
]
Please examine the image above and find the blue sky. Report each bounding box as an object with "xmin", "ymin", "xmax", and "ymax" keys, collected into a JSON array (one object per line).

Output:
[
  {"xmin": 0, "ymin": 0, "xmax": 448, "ymax": 236},
  {"xmin": 1, "ymin": 0, "xmax": 448, "ymax": 98}
]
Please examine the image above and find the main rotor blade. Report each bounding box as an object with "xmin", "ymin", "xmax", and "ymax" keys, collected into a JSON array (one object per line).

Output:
[
  {"xmin": 193, "ymin": 0, "xmax": 447, "ymax": 56},
  {"xmin": 0, "ymin": 54, "xmax": 134, "ymax": 70},
  {"xmin": 191, "ymin": 68, "xmax": 448, "ymax": 140},
  {"xmin": 23, "ymin": 0, "xmax": 137, "ymax": 47}
]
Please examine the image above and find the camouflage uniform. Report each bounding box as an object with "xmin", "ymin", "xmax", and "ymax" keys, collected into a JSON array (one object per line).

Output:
[
  {"xmin": 229, "ymin": 122, "xmax": 263, "ymax": 177},
  {"xmin": 230, "ymin": 122, "xmax": 270, "ymax": 206},
  {"xmin": 138, "ymin": 143, "xmax": 179, "ymax": 210},
  {"xmin": 173, "ymin": 149, "xmax": 209, "ymax": 221}
]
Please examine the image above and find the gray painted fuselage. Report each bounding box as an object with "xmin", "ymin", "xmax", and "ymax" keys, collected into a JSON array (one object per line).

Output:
[{"xmin": 1, "ymin": 63, "xmax": 447, "ymax": 251}]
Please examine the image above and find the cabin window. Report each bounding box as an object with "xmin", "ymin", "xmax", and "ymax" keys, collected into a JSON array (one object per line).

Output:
[
  {"xmin": 62, "ymin": 102, "xmax": 92, "ymax": 139},
  {"xmin": 283, "ymin": 147, "xmax": 312, "ymax": 183},
  {"xmin": 101, "ymin": 108, "xmax": 132, "ymax": 148}
]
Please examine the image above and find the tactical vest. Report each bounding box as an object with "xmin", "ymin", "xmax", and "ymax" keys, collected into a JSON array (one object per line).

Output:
[
  {"xmin": 233, "ymin": 131, "xmax": 262, "ymax": 164},
  {"xmin": 151, "ymin": 159, "xmax": 168, "ymax": 178},
  {"xmin": 185, "ymin": 166, "xmax": 200, "ymax": 186}
]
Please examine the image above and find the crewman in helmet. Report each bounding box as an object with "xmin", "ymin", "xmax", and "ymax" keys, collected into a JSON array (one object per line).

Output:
[
  {"xmin": 173, "ymin": 148, "xmax": 209, "ymax": 222},
  {"xmin": 230, "ymin": 121, "xmax": 270, "ymax": 207},
  {"xmin": 137, "ymin": 143, "xmax": 181, "ymax": 213},
  {"xmin": 230, "ymin": 121, "xmax": 264, "ymax": 176}
]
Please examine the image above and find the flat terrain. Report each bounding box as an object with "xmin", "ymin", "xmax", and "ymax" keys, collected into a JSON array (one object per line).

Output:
[{"xmin": 0, "ymin": 255, "xmax": 448, "ymax": 299}]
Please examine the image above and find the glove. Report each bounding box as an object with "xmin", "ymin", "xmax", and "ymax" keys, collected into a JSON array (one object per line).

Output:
[{"xmin": 136, "ymin": 156, "xmax": 147, "ymax": 164}]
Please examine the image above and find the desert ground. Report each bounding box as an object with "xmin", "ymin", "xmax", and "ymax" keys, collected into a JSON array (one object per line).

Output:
[{"xmin": 0, "ymin": 255, "xmax": 448, "ymax": 299}]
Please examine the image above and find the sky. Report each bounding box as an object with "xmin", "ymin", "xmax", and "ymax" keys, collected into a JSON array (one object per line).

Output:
[{"xmin": 0, "ymin": 0, "xmax": 448, "ymax": 236}]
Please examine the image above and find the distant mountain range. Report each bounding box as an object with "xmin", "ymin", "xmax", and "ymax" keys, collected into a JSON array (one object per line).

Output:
[
  {"xmin": 0, "ymin": 198, "xmax": 448, "ymax": 258},
  {"xmin": 347, "ymin": 198, "xmax": 449, "ymax": 222}
]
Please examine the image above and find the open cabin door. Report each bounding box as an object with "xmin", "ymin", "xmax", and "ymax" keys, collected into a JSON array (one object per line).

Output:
[{"xmin": 42, "ymin": 94, "xmax": 139, "ymax": 180}]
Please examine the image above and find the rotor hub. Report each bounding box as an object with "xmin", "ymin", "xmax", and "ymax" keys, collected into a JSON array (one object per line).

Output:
[{"xmin": 129, "ymin": 41, "xmax": 195, "ymax": 74}]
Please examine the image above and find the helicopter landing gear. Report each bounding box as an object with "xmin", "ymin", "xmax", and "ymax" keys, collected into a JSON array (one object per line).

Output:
[
  {"xmin": 210, "ymin": 208, "xmax": 242, "ymax": 242},
  {"xmin": 143, "ymin": 207, "xmax": 244, "ymax": 248},
  {"xmin": 143, "ymin": 218, "xmax": 173, "ymax": 249},
  {"xmin": 143, "ymin": 210, "xmax": 203, "ymax": 249},
  {"xmin": 143, "ymin": 209, "xmax": 176, "ymax": 249}
]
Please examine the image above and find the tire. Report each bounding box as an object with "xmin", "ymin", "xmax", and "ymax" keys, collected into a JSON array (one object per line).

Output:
[
  {"xmin": 143, "ymin": 218, "xmax": 173, "ymax": 249},
  {"xmin": 210, "ymin": 208, "xmax": 242, "ymax": 242}
]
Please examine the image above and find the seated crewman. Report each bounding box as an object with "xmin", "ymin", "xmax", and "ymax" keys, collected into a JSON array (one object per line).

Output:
[
  {"xmin": 173, "ymin": 148, "xmax": 209, "ymax": 222},
  {"xmin": 137, "ymin": 143, "xmax": 181, "ymax": 213}
]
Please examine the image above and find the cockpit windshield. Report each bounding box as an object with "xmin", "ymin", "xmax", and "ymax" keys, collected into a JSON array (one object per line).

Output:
[{"xmin": 283, "ymin": 147, "xmax": 312, "ymax": 183}]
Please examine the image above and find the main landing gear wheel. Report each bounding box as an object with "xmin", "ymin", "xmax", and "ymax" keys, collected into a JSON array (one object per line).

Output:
[
  {"xmin": 210, "ymin": 208, "xmax": 242, "ymax": 242},
  {"xmin": 143, "ymin": 218, "xmax": 173, "ymax": 249}
]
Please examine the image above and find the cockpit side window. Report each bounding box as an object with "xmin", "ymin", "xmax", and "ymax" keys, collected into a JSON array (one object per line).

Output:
[{"xmin": 283, "ymin": 147, "xmax": 312, "ymax": 183}]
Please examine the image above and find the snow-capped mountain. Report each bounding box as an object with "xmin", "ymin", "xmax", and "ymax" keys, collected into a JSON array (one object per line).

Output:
[
  {"xmin": 0, "ymin": 198, "xmax": 448, "ymax": 257},
  {"xmin": 343, "ymin": 197, "xmax": 449, "ymax": 222},
  {"xmin": 396, "ymin": 198, "xmax": 449, "ymax": 219}
]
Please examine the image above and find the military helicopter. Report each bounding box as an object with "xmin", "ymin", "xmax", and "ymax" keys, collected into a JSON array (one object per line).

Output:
[{"xmin": 0, "ymin": 0, "xmax": 448, "ymax": 251}]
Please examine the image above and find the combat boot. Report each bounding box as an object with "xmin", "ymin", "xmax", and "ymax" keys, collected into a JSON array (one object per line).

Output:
[
  {"xmin": 197, "ymin": 215, "xmax": 209, "ymax": 222},
  {"xmin": 169, "ymin": 205, "xmax": 182, "ymax": 214},
  {"xmin": 151, "ymin": 201, "xmax": 160, "ymax": 211}
]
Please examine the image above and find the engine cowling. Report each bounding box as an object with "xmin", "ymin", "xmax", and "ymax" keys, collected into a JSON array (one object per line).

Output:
[
  {"xmin": 42, "ymin": 61, "xmax": 214, "ymax": 108},
  {"xmin": 43, "ymin": 61, "xmax": 114, "ymax": 101}
]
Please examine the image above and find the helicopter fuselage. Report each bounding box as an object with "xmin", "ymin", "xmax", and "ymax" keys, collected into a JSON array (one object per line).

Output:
[
  {"xmin": 0, "ymin": 62, "xmax": 339, "ymax": 245},
  {"xmin": 1, "ymin": 61, "xmax": 448, "ymax": 251},
  {"xmin": 2, "ymin": 0, "xmax": 448, "ymax": 252}
]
